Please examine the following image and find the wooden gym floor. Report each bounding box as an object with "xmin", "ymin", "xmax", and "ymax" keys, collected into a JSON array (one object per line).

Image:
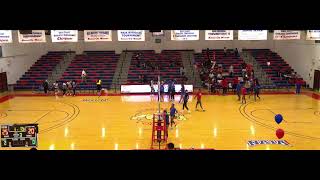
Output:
[{"xmin": 0, "ymin": 89, "xmax": 320, "ymax": 150}]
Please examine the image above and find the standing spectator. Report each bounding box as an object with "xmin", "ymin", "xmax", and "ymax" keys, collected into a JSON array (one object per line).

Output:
[
  {"xmin": 180, "ymin": 66, "xmax": 185, "ymax": 76},
  {"xmin": 143, "ymin": 75, "xmax": 148, "ymax": 84},
  {"xmin": 43, "ymin": 80, "xmax": 49, "ymax": 94},
  {"xmin": 241, "ymin": 86, "xmax": 247, "ymax": 104},
  {"xmin": 53, "ymin": 81, "xmax": 59, "ymax": 99},
  {"xmin": 224, "ymin": 47, "xmax": 227, "ymax": 57},
  {"xmin": 206, "ymin": 48, "xmax": 210, "ymax": 61},
  {"xmin": 72, "ymin": 80, "xmax": 77, "ymax": 96},
  {"xmin": 233, "ymin": 77, "xmax": 239, "ymax": 94},
  {"xmin": 81, "ymin": 69, "xmax": 87, "ymax": 83},
  {"xmin": 96, "ymin": 79, "xmax": 102, "ymax": 97},
  {"xmin": 235, "ymin": 48, "xmax": 239, "ymax": 57},
  {"xmin": 67, "ymin": 81, "xmax": 72, "ymax": 96},
  {"xmin": 229, "ymin": 65, "xmax": 234, "ymax": 77},
  {"xmin": 62, "ymin": 82, "xmax": 67, "ymax": 97},
  {"xmin": 139, "ymin": 75, "xmax": 143, "ymax": 84},
  {"xmin": 221, "ymin": 78, "xmax": 228, "ymax": 95},
  {"xmin": 150, "ymin": 80, "xmax": 155, "ymax": 95}
]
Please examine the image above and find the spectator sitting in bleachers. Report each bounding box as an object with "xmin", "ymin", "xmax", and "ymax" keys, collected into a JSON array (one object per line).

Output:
[{"xmin": 224, "ymin": 47, "xmax": 227, "ymax": 57}]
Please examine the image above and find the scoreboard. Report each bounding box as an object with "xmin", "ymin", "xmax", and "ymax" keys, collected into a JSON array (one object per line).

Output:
[{"xmin": 1, "ymin": 124, "xmax": 38, "ymax": 148}]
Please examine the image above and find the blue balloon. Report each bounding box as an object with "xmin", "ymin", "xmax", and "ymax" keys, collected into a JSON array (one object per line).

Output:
[{"xmin": 275, "ymin": 114, "xmax": 283, "ymax": 124}]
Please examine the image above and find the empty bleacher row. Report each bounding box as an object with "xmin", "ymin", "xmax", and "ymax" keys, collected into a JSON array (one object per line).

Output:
[
  {"xmin": 59, "ymin": 51, "xmax": 120, "ymax": 90},
  {"xmin": 243, "ymin": 49, "xmax": 305, "ymax": 87},
  {"xmin": 15, "ymin": 51, "xmax": 72, "ymax": 90},
  {"xmin": 126, "ymin": 50, "xmax": 185, "ymax": 84},
  {"xmin": 13, "ymin": 49, "xmax": 305, "ymax": 91}
]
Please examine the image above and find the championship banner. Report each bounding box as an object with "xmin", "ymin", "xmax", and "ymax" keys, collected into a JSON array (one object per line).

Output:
[
  {"xmin": 306, "ymin": 30, "xmax": 320, "ymax": 40},
  {"xmin": 205, "ymin": 30, "xmax": 233, "ymax": 40},
  {"xmin": 273, "ymin": 30, "xmax": 300, "ymax": 40},
  {"xmin": 117, "ymin": 30, "xmax": 145, "ymax": 41},
  {"xmin": 0, "ymin": 30, "xmax": 12, "ymax": 43},
  {"xmin": 84, "ymin": 30, "xmax": 112, "ymax": 42},
  {"xmin": 18, "ymin": 30, "xmax": 46, "ymax": 43},
  {"xmin": 171, "ymin": 30, "xmax": 199, "ymax": 40},
  {"xmin": 238, "ymin": 30, "xmax": 268, "ymax": 40},
  {"xmin": 51, "ymin": 30, "xmax": 78, "ymax": 42}
]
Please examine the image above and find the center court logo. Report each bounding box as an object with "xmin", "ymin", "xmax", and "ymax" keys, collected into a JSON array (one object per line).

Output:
[
  {"xmin": 130, "ymin": 108, "xmax": 187, "ymax": 125},
  {"xmin": 247, "ymin": 140, "xmax": 291, "ymax": 147},
  {"xmin": 81, "ymin": 98, "xmax": 108, "ymax": 102}
]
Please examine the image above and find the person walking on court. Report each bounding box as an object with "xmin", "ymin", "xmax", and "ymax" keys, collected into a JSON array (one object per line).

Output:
[
  {"xmin": 296, "ymin": 79, "xmax": 302, "ymax": 94},
  {"xmin": 221, "ymin": 78, "xmax": 228, "ymax": 95},
  {"xmin": 170, "ymin": 104, "xmax": 178, "ymax": 128},
  {"xmin": 170, "ymin": 82, "xmax": 176, "ymax": 101},
  {"xmin": 195, "ymin": 89, "xmax": 205, "ymax": 111},
  {"xmin": 53, "ymin": 81, "xmax": 59, "ymax": 99},
  {"xmin": 62, "ymin": 82, "xmax": 67, "ymax": 97},
  {"xmin": 241, "ymin": 86, "xmax": 247, "ymax": 104},
  {"xmin": 150, "ymin": 79, "xmax": 155, "ymax": 95},
  {"xmin": 236, "ymin": 82, "xmax": 242, "ymax": 101},
  {"xmin": 72, "ymin": 80, "xmax": 77, "ymax": 96},
  {"xmin": 96, "ymin": 79, "xmax": 102, "ymax": 97},
  {"xmin": 179, "ymin": 83, "xmax": 185, "ymax": 103},
  {"xmin": 253, "ymin": 78, "xmax": 261, "ymax": 101},
  {"xmin": 182, "ymin": 90, "xmax": 190, "ymax": 113},
  {"xmin": 43, "ymin": 80, "xmax": 49, "ymax": 94},
  {"xmin": 163, "ymin": 109, "xmax": 170, "ymax": 137}
]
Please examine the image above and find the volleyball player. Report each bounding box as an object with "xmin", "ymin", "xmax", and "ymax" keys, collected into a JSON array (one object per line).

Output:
[
  {"xmin": 195, "ymin": 89, "xmax": 205, "ymax": 111},
  {"xmin": 170, "ymin": 104, "xmax": 178, "ymax": 128},
  {"xmin": 253, "ymin": 78, "xmax": 261, "ymax": 101},
  {"xmin": 179, "ymin": 83, "xmax": 185, "ymax": 103},
  {"xmin": 182, "ymin": 90, "xmax": 190, "ymax": 113}
]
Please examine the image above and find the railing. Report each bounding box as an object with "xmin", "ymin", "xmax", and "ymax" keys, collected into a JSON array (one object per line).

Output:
[{"xmin": 114, "ymin": 49, "xmax": 128, "ymax": 93}]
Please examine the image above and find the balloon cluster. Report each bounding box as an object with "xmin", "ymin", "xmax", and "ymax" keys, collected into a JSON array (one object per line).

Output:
[{"xmin": 275, "ymin": 114, "xmax": 284, "ymax": 139}]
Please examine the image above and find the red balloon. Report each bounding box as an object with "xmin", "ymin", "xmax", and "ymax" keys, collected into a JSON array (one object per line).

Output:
[{"xmin": 276, "ymin": 129, "xmax": 285, "ymax": 139}]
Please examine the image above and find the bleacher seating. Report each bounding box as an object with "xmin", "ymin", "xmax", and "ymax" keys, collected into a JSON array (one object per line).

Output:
[
  {"xmin": 194, "ymin": 49, "xmax": 244, "ymax": 84},
  {"xmin": 126, "ymin": 50, "xmax": 185, "ymax": 84},
  {"xmin": 59, "ymin": 51, "xmax": 120, "ymax": 90},
  {"xmin": 243, "ymin": 49, "xmax": 305, "ymax": 87},
  {"xmin": 14, "ymin": 51, "xmax": 71, "ymax": 90}
]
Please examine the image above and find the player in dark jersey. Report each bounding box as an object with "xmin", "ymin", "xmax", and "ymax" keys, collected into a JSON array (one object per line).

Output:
[
  {"xmin": 182, "ymin": 90, "xmax": 190, "ymax": 113},
  {"xmin": 170, "ymin": 104, "xmax": 178, "ymax": 128}
]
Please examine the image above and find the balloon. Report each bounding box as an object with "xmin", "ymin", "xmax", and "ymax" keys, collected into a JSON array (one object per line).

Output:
[
  {"xmin": 275, "ymin": 114, "xmax": 283, "ymax": 124},
  {"xmin": 276, "ymin": 129, "xmax": 285, "ymax": 139}
]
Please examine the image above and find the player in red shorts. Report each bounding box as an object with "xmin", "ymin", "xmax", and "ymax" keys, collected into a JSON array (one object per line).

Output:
[
  {"xmin": 241, "ymin": 86, "xmax": 247, "ymax": 104},
  {"xmin": 194, "ymin": 89, "xmax": 205, "ymax": 111}
]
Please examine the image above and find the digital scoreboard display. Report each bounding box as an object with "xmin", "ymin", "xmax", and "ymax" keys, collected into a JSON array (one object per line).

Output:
[{"xmin": 1, "ymin": 124, "xmax": 38, "ymax": 148}]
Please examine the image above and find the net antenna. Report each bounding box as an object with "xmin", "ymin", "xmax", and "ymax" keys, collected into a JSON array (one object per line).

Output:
[{"xmin": 157, "ymin": 75, "xmax": 161, "ymax": 114}]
